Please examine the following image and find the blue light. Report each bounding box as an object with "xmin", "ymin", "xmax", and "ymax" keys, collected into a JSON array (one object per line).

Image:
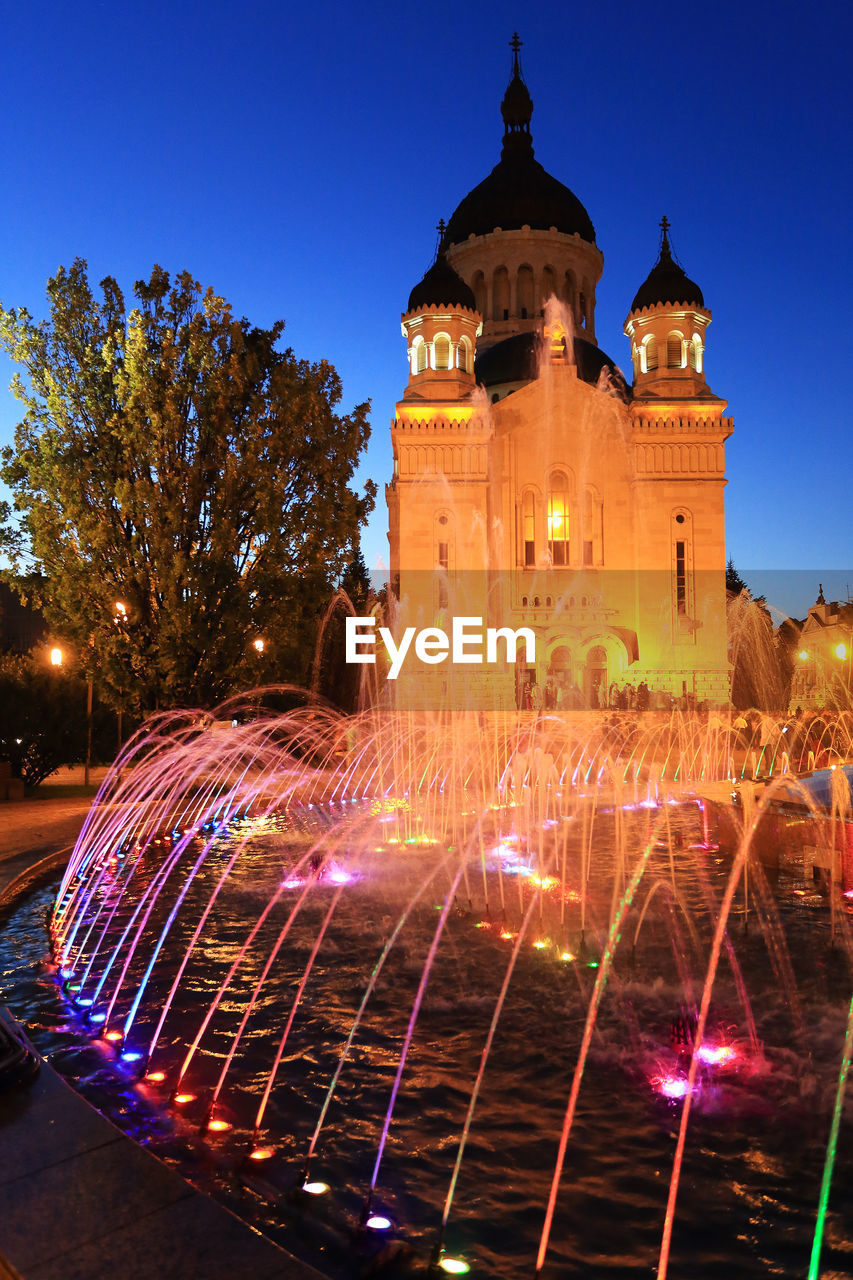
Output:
[
  {"xmin": 91, "ymin": 1013, "xmax": 106, "ymax": 1023},
  {"xmin": 77, "ymin": 997, "xmax": 93, "ymax": 1007},
  {"xmin": 121, "ymin": 1051, "xmax": 143, "ymax": 1063}
]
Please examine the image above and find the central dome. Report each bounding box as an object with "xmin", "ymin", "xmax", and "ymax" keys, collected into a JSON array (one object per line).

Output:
[{"xmin": 442, "ymin": 50, "xmax": 595, "ymax": 248}]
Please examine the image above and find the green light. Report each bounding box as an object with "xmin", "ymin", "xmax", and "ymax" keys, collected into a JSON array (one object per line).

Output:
[
  {"xmin": 808, "ymin": 989, "xmax": 853, "ymax": 1279},
  {"xmin": 587, "ymin": 960, "xmax": 599, "ymax": 968},
  {"xmin": 438, "ymin": 1259, "xmax": 470, "ymax": 1276}
]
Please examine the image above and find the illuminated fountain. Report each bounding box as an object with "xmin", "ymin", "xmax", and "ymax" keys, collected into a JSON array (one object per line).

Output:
[{"xmin": 21, "ymin": 700, "xmax": 853, "ymax": 1277}]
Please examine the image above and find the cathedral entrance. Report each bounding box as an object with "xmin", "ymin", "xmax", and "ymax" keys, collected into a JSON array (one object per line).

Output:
[
  {"xmin": 584, "ymin": 645, "xmax": 607, "ymax": 709},
  {"xmin": 546, "ymin": 645, "xmax": 578, "ymax": 709}
]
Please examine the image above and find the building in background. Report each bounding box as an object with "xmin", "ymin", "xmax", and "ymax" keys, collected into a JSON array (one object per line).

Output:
[
  {"xmin": 386, "ymin": 40, "xmax": 732, "ymax": 709},
  {"xmin": 790, "ymin": 587, "xmax": 853, "ymax": 711}
]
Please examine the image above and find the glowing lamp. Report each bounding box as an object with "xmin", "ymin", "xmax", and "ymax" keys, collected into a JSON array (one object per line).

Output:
[
  {"xmin": 248, "ymin": 1147, "xmax": 274, "ymax": 1161},
  {"xmin": 253, "ymin": 637, "xmax": 265, "ymax": 654},
  {"xmin": 121, "ymin": 1051, "xmax": 143, "ymax": 1063},
  {"xmin": 174, "ymin": 1092, "xmax": 196, "ymax": 1104},
  {"xmin": 500, "ymin": 931, "xmax": 513, "ymax": 940},
  {"xmin": 146, "ymin": 1071, "xmax": 166, "ymax": 1083},
  {"xmin": 438, "ymin": 1260, "xmax": 471, "ymax": 1275},
  {"xmin": 561, "ymin": 952, "xmax": 575, "ymax": 962},
  {"xmin": 50, "ymin": 647, "xmax": 63, "ymax": 666},
  {"xmin": 798, "ymin": 650, "xmax": 809, "ymax": 661},
  {"xmin": 302, "ymin": 1180, "xmax": 329, "ymax": 1195},
  {"xmin": 104, "ymin": 1030, "xmax": 123, "ymax": 1043},
  {"xmin": 207, "ymin": 1118, "xmax": 231, "ymax": 1132},
  {"xmin": 533, "ymin": 940, "xmax": 547, "ymax": 950},
  {"xmin": 835, "ymin": 643, "xmax": 848, "ymax": 660},
  {"xmin": 76, "ymin": 997, "xmax": 93, "ymax": 1007},
  {"xmin": 90, "ymin": 1013, "xmax": 107, "ymax": 1024},
  {"xmin": 366, "ymin": 1214, "xmax": 392, "ymax": 1231}
]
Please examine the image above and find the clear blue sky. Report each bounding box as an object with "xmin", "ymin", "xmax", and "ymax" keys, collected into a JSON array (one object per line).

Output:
[{"xmin": 1, "ymin": 0, "xmax": 851, "ymax": 619}]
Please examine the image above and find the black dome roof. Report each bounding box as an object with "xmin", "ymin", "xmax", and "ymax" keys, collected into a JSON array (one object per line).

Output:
[
  {"xmin": 442, "ymin": 53, "xmax": 595, "ymax": 248},
  {"xmin": 475, "ymin": 331, "xmax": 629, "ymax": 401},
  {"xmin": 407, "ymin": 253, "xmax": 477, "ymax": 314},
  {"xmin": 630, "ymin": 225, "xmax": 704, "ymax": 312}
]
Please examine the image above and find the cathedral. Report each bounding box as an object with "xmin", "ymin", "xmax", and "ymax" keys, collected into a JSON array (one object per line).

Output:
[{"xmin": 386, "ymin": 39, "xmax": 733, "ymax": 711}]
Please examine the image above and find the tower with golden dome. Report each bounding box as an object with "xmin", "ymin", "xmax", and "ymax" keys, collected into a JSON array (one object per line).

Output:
[{"xmin": 386, "ymin": 38, "xmax": 733, "ymax": 710}]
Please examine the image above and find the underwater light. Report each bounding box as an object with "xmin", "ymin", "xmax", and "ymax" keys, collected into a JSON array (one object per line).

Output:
[
  {"xmin": 658, "ymin": 1076, "xmax": 690, "ymax": 1099},
  {"xmin": 174, "ymin": 1092, "xmax": 196, "ymax": 1104},
  {"xmin": 438, "ymin": 1259, "xmax": 470, "ymax": 1275},
  {"xmin": 533, "ymin": 940, "xmax": 547, "ymax": 950},
  {"xmin": 121, "ymin": 1051, "xmax": 143, "ymax": 1063},
  {"xmin": 696, "ymin": 1044, "xmax": 736, "ymax": 1066},
  {"xmin": 76, "ymin": 997, "xmax": 93, "ymax": 1007},
  {"xmin": 90, "ymin": 1013, "xmax": 106, "ymax": 1024},
  {"xmin": 146, "ymin": 1071, "xmax": 166, "ymax": 1083},
  {"xmin": 104, "ymin": 1030, "xmax": 122, "ymax": 1043},
  {"xmin": 561, "ymin": 952, "xmax": 575, "ymax": 962},
  {"xmin": 207, "ymin": 1118, "xmax": 231, "ymax": 1132},
  {"xmin": 303, "ymin": 1180, "xmax": 329, "ymax": 1195},
  {"xmin": 248, "ymin": 1147, "xmax": 274, "ymax": 1161},
  {"xmin": 366, "ymin": 1214, "xmax": 392, "ymax": 1230},
  {"xmin": 59, "ymin": 967, "xmax": 73, "ymax": 979}
]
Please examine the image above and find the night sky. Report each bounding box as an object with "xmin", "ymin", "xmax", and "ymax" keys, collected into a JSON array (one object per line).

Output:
[{"xmin": 2, "ymin": 0, "xmax": 851, "ymax": 619}]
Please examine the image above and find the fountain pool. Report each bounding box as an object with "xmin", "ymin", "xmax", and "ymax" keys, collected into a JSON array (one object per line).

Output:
[{"xmin": 4, "ymin": 704, "xmax": 853, "ymax": 1278}]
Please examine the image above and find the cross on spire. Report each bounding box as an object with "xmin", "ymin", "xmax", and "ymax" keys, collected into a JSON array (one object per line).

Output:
[
  {"xmin": 510, "ymin": 32, "xmax": 522, "ymax": 76},
  {"xmin": 434, "ymin": 218, "xmax": 447, "ymax": 258},
  {"xmin": 659, "ymin": 214, "xmax": 671, "ymax": 253}
]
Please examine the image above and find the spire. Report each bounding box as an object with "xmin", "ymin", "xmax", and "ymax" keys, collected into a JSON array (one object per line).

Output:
[
  {"xmin": 501, "ymin": 32, "xmax": 534, "ymax": 156},
  {"xmin": 659, "ymin": 215, "xmax": 671, "ymax": 257},
  {"xmin": 434, "ymin": 218, "xmax": 447, "ymax": 260}
]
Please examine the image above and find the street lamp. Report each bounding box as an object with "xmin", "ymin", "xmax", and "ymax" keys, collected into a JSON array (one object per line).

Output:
[
  {"xmin": 253, "ymin": 638, "xmax": 265, "ymax": 654},
  {"xmin": 50, "ymin": 647, "xmax": 63, "ymax": 667}
]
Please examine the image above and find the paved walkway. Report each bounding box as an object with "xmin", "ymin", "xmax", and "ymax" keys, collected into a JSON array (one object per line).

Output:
[{"xmin": 0, "ymin": 767, "xmax": 325, "ymax": 1279}]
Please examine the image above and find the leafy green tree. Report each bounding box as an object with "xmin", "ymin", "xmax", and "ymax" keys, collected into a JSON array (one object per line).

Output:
[{"xmin": 0, "ymin": 262, "xmax": 375, "ymax": 710}]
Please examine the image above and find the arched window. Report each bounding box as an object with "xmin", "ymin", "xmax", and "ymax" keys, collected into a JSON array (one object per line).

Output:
[
  {"xmin": 548, "ymin": 471, "xmax": 570, "ymax": 566},
  {"xmin": 671, "ymin": 509, "xmax": 693, "ymax": 627},
  {"xmin": 472, "ymin": 270, "xmax": 486, "ymax": 317},
  {"xmin": 579, "ymin": 292, "xmax": 587, "ymax": 328},
  {"xmin": 540, "ymin": 266, "xmax": 556, "ymax": 311},
  {"xmin": 434, "ymin": 334, "xmax": 450, "ymax": 370},
  {"xmin": 493, "ymin": 266, "xmax": 510, "ymax": 321},
  {"xmin": 643, "ymin": 335, "xmax": 658, "ymax": 371},
  {"xmin": 667, "ymin": 332, "xmax": 683, "ymax": 369},
  {"xmin": 562, "ymin": 271, "xmax": 576, "ymax": 312},
  {"xmin": 456, "ymin": 338, "xmax": 471, "ymax": 372},
  {"xmin": 522, "ymin": 490, "xmax": 535, "ymax": 567},
  {"xmin": 517, "ymin": 264, "xmax": 534, "ymax": 319},
  {"xmin": 414, "ymin": 337, "xmax": 427, "ymax": 374},
  {"xmin": 584, "ymin": 486, "xmax": 603, "ymax": 566},
  {"xmin": 690, "ymin": 334, "xmax": 703, "ymax": 372}
]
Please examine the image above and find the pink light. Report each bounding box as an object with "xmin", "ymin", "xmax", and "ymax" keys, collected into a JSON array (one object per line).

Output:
[
  {"xmin": 327, "ymin": 868, "xmax": 353, "ymax": 885},
  {"xmin": 696, "ymin": 1044, "xmax": 736, "ymax": 1066},
  {"xmin": 654, "ymin": 1074, "xmax": 690, "ymax": 1099}
]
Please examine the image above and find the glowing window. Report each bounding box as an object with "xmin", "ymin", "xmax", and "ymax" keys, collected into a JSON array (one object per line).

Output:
[
  {"xmin": 434, "ymin": 335, "xmax": 450, "ymax": 370},
  {"xmin": 644, "ymin": 335, "xmax": 658, "ymax": 371},
  {"xmin": 548, "ymin": 472, "xmax": 569, "ymax": 566},
  {"xmin": 415, "ymin": 340, "xmax": 427, "ymax": 374},
  {"xmin": 457, "ymin": 339, "xmax": 470, "ymax": 373}
]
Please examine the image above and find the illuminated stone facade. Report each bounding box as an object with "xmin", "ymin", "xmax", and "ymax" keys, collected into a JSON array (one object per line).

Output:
[{"xmin": 386, "ymin": 46, "xmax": 733, "ymax": 710}]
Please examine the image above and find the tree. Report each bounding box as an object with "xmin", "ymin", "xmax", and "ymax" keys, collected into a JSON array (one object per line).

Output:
[
  {"xmin": 0, "ymin": 653, "xmax": 113, "ymax": 786},
  {"xmin": 725, "ymin": 558, "xmax": 749, "ymax": 596},
  {"xmin": 0, "ymin": 262, "xmax": 375, "ymax": 709}
]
